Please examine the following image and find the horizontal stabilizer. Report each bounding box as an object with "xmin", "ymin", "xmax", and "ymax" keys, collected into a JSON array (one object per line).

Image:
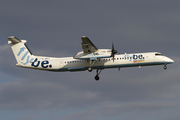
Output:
[{"xmin": 8, "ymin": 36, "xmax": 21, "ymax": 44}]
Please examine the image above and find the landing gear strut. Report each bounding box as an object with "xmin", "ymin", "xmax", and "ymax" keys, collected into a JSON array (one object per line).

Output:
[
  {"xmin": 88, "ymin": 60, "xmax": 97, "ymax": 72},
  {"xmin": 95, "ymin": 69, "xmax": 102, "ymax": 81},
  {"xmin": 163, "ymin": 64, "xmax": 167, "ymax": 70}
]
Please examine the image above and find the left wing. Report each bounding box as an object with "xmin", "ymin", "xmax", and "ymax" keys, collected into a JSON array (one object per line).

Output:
[
  {"xmin": 81, "ymin": 36, "xmax": 98, "ymax": 54},
  {"xmin": 74, "ymin": 36, "xmax": 112, "ymax": 60}
]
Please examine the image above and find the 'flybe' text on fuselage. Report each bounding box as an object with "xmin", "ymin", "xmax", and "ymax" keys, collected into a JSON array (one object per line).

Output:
[
  {"xmin": 18, "ymin": 47, "xmax": 52, "ymax": 68},
  {"xmin": 124, "ymin": 54, "xmax": 145, "ymax": 62},
  {"xmin": 31, "ymin": 58, "xmax": 52, "ymax": 68}
]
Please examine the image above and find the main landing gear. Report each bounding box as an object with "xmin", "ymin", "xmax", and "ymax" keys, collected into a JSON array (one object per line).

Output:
[
  {"xmin": 88, "ymin": 67, "xmax": 92, "ymax": 72},
  {"xmin": 87, "ymin": 67, "xmax": 102, "ymax": 81},
  {"xmin": 88, "ymin": 60, "xmax": 97, "ymax": 72},
  {"xmin": 87, "ymin": 59, "xmax": 102, "ymax": 81},
  {"xmin": 94, "ymin": 69, "xmax": 102, "ymax": 81}
]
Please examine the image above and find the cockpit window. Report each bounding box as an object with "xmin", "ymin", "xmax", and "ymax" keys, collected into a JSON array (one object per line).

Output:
[{"xmin": 155, "ymin": 53, "xmax": 163, "ymax": 56}]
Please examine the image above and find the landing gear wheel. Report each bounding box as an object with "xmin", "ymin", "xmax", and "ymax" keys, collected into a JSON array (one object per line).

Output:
[
  {"xmin": 94, "ymin": 69, "xmax": 102, "ymax": 81},
  {"xmin": 88, "ymin": 67, "xmax": 92, "ymax": 72},
  {"xmin": 95, "ymin": 75, "xmax": 99, "ymax": 81},
  {"xmin": 163, "ymin": 65, "xmax": 167, "ymax": 70}
]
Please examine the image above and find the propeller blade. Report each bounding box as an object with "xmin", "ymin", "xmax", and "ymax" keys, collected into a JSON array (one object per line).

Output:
[
  {"xmin": 111, "ymin": 42, "xmax": 117, "ymax": 62},
  {"xmin": 112, "ymin": 43, "xmax": 114, "ymax": 51}
]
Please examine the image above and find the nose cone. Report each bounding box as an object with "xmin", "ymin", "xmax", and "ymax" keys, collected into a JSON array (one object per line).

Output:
[{"xmin": 165, "ymin": 57, "xmax": 174, "ymax": 64}]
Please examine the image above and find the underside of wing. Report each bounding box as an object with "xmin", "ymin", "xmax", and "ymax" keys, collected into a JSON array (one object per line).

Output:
[{"xmin": 81, "ymin": 36, "xmax": 98, "ymax": 54}]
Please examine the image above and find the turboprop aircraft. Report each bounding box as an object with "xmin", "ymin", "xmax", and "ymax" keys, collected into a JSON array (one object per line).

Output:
[{"xmin": 8, "ymin": 36, "xmax": 174, "ymax": 81}]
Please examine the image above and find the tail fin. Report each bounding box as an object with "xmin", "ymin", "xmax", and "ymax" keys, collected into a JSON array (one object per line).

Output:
[{"xmin": 8, "ymin": 36, "xmax": 34, "ymax": 66}]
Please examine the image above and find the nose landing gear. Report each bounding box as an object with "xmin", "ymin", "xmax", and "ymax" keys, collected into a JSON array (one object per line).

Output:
[
  {"xmin": 94, "ymin": 69, "xmax": 102, "ymax": 81},
  {"xmin": 163, "ymin": 64, "xmax": 167, "ymax": 70}
]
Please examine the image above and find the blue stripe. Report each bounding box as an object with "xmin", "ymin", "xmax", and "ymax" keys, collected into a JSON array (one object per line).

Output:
[
  {"xmin": 68, "ymin": 67, "xmax": 86, "ymax": 70},
  {"xmin": 49, "ymin": 61, "xmax": 171, "ymax": 72},
  {"xmin": 77, "ymin": 55, "xmax": 111, "ymax": 60}
]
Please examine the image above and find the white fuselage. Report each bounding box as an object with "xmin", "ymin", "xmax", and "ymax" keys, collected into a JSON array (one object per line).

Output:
[
  {"xmin": 16, "ymin": 52, "xmax": 174, "ymax": 72},
  {"xmin": 8, "ymin": 36, "xmax": 174, "ymax": 80}
]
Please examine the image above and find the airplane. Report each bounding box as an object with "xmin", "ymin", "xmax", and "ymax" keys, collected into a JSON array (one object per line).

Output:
[{"xmin": 8, "ymin": 36, "xmax": 174, "ymax": 81}]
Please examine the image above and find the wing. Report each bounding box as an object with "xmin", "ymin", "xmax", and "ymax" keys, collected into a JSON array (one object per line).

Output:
[{"xmin": 81, "ymin": 36, "xmax": 98, "ymax": 54}]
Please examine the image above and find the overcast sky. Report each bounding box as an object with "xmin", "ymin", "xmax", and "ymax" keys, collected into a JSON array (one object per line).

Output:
[{"xmin": 0, "ymin": 0, "xmax": 180, "ymax": 120}]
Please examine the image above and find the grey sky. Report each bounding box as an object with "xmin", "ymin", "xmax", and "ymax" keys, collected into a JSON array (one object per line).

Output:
[{"xmin": 0, "ymin": 1, "xmax": 180, "ymax": 120}]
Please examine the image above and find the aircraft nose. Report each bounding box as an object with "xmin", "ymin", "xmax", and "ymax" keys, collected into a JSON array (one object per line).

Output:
[
  {"xmin": 165, "ymin": 57, "xmax": 174, "ymax": 64},
  {"xmin": 171, "ymin": 59, "xmax": 174, "ymax": 63}
]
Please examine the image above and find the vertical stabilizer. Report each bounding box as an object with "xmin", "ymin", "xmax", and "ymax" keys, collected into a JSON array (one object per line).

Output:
[{"xmin": 8, "ymin": 36, "xmax": 34, "ymax": 66}]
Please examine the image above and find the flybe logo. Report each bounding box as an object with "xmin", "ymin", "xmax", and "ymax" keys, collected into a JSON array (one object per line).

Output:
[
  {"xmin": 17, "ymin": 47, "xmax": 52, "ymax": 68},
  {"xmin": 17, "ymin": 47, "xmax": 34, "ymax": 65},
  {"xmin": 31, "ymin": 58, "xmax": 52, "ymax": 68},
  {"xmin": 124, "ymin": 54, "xmax": 145, "ymax": 61}
]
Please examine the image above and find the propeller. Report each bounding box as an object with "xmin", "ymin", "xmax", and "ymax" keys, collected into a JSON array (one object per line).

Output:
[{"xmin": 111, "ymin": 43, "xmax": 117, "ymax": 62}]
